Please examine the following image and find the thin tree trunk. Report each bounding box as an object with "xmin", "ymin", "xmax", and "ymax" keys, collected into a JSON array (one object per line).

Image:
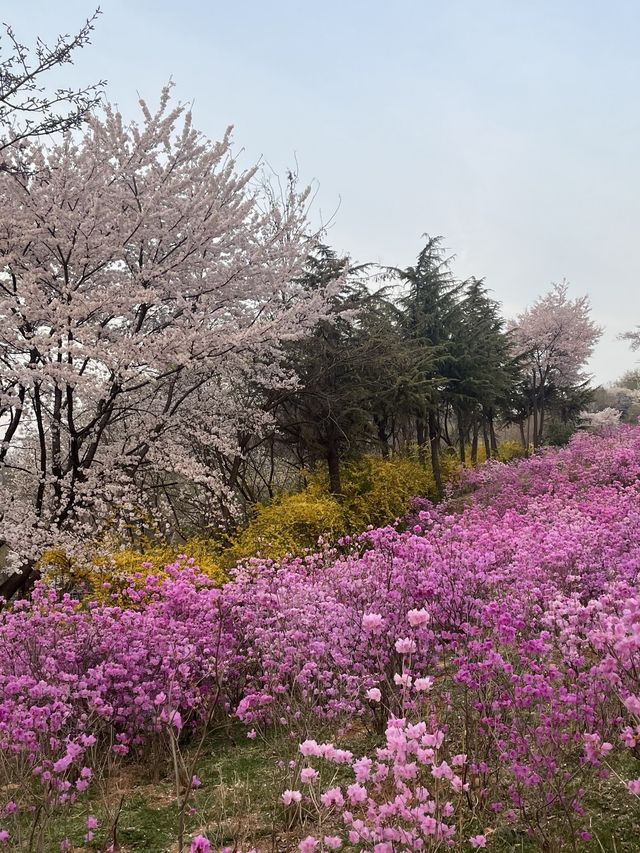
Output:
[
  {"xmin": 375, "ymin": 417, "xmax": 389, "ymax": 458},
  {"xmin": 482, "ymin": 418, "xmax": 491, "ymax": 460},
  {"xmin": 428, "ymin": 409, "xmax": 442, "ymax": 497},
  {"xmin": 532, "ymin": 370, "xmax": 539, "ymax": 448},
  {"xmin": 442, "ymin": 405, "xmax": 451, "ymax": 446},
  {"xmin": 416, "ymin": 417, "xmax": 427, "ymax": 467},
  {"xmin": 457, "ymin": 411, "xmax": 466, "ymax": 466},
  {"xmin": 519, "ymin": 421, "xmax": 527, "ymax": 452},
  {"xmin": 471, "ymin": 419, "xmax": 479, "ymax": 466},
  {"xmin": 326, "ymin": 437, "xmax": 342, "ymax": 496},
  {"xmin": 489, "ymin": 412, "xmax": 498, "ymax": 454}
]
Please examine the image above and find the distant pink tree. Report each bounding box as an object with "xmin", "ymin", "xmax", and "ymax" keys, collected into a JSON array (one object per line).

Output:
[
  {"xmin": 0, "ymin": 86, "xmax": 330, "ymax": 597},
  {"xmin": 580, "ymin": 407, "xmax": 622, "ymax": 430},
  {"xmin": 510, "ymin": 281, "xmax": 602, "ymax": 447}
]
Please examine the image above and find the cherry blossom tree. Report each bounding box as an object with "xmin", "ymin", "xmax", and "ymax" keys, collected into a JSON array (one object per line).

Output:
[
  {"xmin": 0, "ymin": 86, "xmax": 331, "ymax": 596},
  {"xmin": 510, "ymin": 281, "xmax": 602, "ymax": 447},
  {"xmin": 580, "ymin": 407, "xmax": 622, "ymax": 430}
]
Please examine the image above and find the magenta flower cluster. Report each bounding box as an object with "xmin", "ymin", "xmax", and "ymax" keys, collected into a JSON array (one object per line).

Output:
[
  {"xmin": 2, "ymin": 426, "xmax": 640, "ymax": 849},
  {"xmin": 0, "ymin": 566, "xmax": 230, "ymax": 839},
  {"xmin": 283, "ymin": 714, "xmax": 471, "ymax": 851}
]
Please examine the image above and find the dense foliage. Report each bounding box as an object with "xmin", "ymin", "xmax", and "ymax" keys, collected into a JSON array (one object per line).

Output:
[{"xmin": 2, "ymin": 427, "xmax": 640, "ymax": 849}]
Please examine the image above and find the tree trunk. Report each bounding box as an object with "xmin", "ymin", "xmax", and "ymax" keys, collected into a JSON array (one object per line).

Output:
[
  {"xmin": 471, "ymin": 420, "xmax": 479, "ymax": 466},
  {"xmin": 489, "ymin": 412, "xmax": 498, "ymax": 454},
  {"xmin": 457, "ymin": 411, "xmax": 466, "ymax": 466},
  {"xmin": 532, "ymin": 370, "xmax": 539, "ymax": 448},
  {"xmin": 442, "ymin": 405, "xmax": 452, "ymax": 446},
  {"xmin": 416, "ymin": 417, "xmax": 427, "ymax": 467},
  {"xmin": 0, "ymin": 562, "xmax": 39, "ymax": 603},
  {"xmin": 375, "ymin": 416, "xmax": 389, "ymax": 458},
  {"xmin": 519, "ymin": 421, "xmax": 527, "ymax": 452},
  {"xmin": 428, "ymin": 409, "xmax": 442, "ymax": 498},
  {"xmin": 482, "ymin": 418, "xmax": 491, "ymax": 460}
]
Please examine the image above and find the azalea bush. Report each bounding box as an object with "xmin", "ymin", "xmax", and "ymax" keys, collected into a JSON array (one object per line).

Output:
[
  {"xmin": 0, "ymin": 564, "xmax": 231, "ymax": 849},
  {"xmin": 2, "ymin": 427, "xmax": 640, "ymax": 848}
]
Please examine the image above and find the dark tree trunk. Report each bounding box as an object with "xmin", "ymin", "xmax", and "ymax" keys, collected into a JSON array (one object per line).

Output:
[
  {"xmin": 0, "ymin": 562, "xmax": 39, "ymax": 603},
  {"xmin": 482, "ymin": 419, "xmax": 491, "ymax": 460},
  {"xmin": 416, "ymin": 417, "xmax": 427, "ymax": 467},
  {"xmin": 532, "ymin": 371, "xmax": 540, "ymax": 448},
  {"xmin": 457, "ymin": 411, "xmax": 466, "ymax": 466},
  {"xmin": 489, "ymin": 412, "xmax": 498, "ymax": 454},
  {"xmin": 442, "ymin": 405, "xmax": 452, "ymax": 446},
  {"xmin": 519, "ymin": 421, "xmax": 527, "ymax": 452},
  {"xmin": 375, "ymin": 416, "xmax": 389, "ymax": 458},
  {"xmin": 471, "ymin": 419, "xmax": 479, "ymax": 466},
  {"xmin": 428, "ymin": 409, "xmax": 442, "ymax": 498}
]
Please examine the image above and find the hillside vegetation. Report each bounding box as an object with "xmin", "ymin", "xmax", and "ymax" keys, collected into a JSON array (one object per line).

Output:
[{"xmin": 1, "ymin": 428, "xmax": 640, "ymax": 850}]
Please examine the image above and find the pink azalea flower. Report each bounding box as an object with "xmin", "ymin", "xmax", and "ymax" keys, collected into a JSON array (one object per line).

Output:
[
  {"xmin": 282, "ymin": 789, "xmax": 302, "ymax": 806},
  {"xmin": 395, "ymin": 637, "xmax": 417, "ymax": 654},
  {"xmin": 407, "ymin": 608, "xmax": 430, "ymax": 627}
]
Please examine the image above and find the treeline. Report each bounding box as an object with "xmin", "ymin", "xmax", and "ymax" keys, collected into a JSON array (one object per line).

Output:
[{"xmin": 203, "ymin": 238, "xmax": 601, "ymax": 522}]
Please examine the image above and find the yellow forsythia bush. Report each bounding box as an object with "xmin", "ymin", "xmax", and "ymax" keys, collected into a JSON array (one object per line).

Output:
[
  {"xmin": 328, "ymin": 454, "xmax": 454, "ymax": 532},
  {"xmin": 463, "ymin": 440, "xmax": 527, "ymax": 467},
  {"xmin": 224, "ymin": 484, "xmax": 345, "ymax": 565},
  {"xmin": 497, "ymin": 440, "xmax": 527, "ymax": 462},
  {"xmin": 41, "ymin": 538, "xmax": 226, "ymax": 601},
  {"xmin": 225, "ymin": 453, "xmax": 460, "ymax": 565}
]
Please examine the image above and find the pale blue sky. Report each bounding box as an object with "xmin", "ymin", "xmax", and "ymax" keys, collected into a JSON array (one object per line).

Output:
[{"xmin": 6, "ymin": 0, "xmax": 640, "ymax": 382}]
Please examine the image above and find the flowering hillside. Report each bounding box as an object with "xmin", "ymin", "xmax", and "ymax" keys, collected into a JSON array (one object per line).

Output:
[{"xmin": 2, "ymin": 427, "xmax": 640, "ymax": 850}]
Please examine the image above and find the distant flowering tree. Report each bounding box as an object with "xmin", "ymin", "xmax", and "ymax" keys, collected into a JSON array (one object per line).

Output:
[
  {"xmin": 0, "ymin": 86, "xmax": 330, "ymax": 596},
  {"xmin": 510, "ymin": 281, "xmax": 602, "ymax": 447},
  {"xmin": 580, "ymin": 407, "xmax": 622, "ymax": 430}
]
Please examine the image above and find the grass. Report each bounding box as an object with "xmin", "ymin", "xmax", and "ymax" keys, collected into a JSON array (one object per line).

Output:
[
  {"xmin": 23, "ymin": 726, "xmax": 640, "ymax": 852},
  {"xmin": 35, "ymin": 725, "xmax": 276, "ymax": 852}
]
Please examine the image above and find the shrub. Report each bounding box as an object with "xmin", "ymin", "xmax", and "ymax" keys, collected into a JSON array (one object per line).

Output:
[
  {"xmin": 337, "ymin": 454, "xmax": 458, "ymax": 531},
  {"xmin": 496, "ymin": 439, "xmax": 526, "ymax": 461},
  {"xmin": 227, "ymin": 454, "xmax": 459, "ymax": 566},
  {"xmin": 225, "ymin": 484, "xmax": 345, "ymax": 565},
  {"xmin": 41, "ymin": 538, "xmax": 226, "ymax": 601}
]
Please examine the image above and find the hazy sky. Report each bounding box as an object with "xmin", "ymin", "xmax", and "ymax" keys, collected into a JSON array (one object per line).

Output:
[{"xmin": 6, "ymin": 0, "xmax": 640, "ymax": 382}]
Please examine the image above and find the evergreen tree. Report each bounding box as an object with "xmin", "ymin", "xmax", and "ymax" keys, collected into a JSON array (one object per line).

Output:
[
  {"xmin": 393, "ymin": 236, "xmax": 464, "ymax": 494},
  {"xmin": 450, "ymin": 279, "xmax": 516, "ymax": 464}
]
